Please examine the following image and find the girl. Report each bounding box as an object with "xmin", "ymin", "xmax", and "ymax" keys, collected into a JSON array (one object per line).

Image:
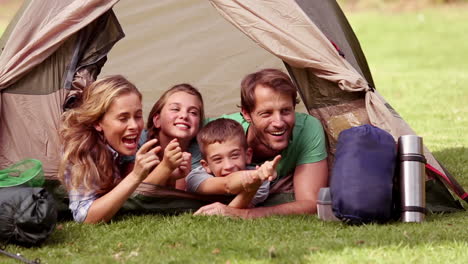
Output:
[
  {"xmin": 142, "ymin": 84, "xmax": 204, "ymax": 189},
  {"xmin": 59, "ymin": 75, "xmax": 160, "ymax": 223}
]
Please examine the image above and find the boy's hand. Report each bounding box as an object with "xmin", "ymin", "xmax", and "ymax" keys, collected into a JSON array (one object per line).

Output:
[
  {"xmin": 256, "ymin": 155, "xmax": 281, "ymax": 182},
  {"xmin": 132, "ymin": 139, "xmax": 161, "ymax": 181},
  {"xmin": 161, "ymin": 138, "xmax": 183, "ymax": 170},
  {"xmin": 240, "ymin": 155, "xmax": 281, "ymax": 192},
  {"xmin": 240, "ymin": 171, "xmax": 262, "ymax": 192}
]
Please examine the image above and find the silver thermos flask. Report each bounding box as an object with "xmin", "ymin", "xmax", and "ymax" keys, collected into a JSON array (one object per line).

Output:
[{"xmin": 398, "ymin": 135, "xmax": 426, "ymax": 222}]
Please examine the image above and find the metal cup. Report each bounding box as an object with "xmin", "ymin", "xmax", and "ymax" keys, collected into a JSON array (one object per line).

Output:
[{"xmin": 398, "ymin": 135, "xmax": 426, "ymax": 222}]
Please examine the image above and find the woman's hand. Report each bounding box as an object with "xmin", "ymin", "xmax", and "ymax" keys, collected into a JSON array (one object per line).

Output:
[{"xmin": 131, "ymin": 139, "xmax": 161, "ymax": 181}]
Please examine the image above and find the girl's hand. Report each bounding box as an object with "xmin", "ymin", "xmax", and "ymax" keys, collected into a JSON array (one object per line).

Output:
[
  {"xmin": 161, "ymin": 138, "xmax": 183, "ymax": 170},
  {"xmin": 169, "ymin": 152, "xmax": 192, "ymax": 187},
  {"xmin": 178, "ymin": 152, "xmax": 192, "ymax": 178},
  {"xmin": 132, "ymin": 139, "xmax": 161, "ymax": 181}
]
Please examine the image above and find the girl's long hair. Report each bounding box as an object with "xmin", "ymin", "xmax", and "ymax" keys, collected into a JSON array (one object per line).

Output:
[
  {"xmin": 146, "ymin": 84, "xmax": 204, "ymax": 140},
  {"xmin": 58, "ymin": 75, "xmax": 141, "ymax": 194}
]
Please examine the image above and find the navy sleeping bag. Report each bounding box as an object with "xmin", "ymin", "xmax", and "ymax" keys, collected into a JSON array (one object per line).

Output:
[{"xmin": 330, "ymin": 124, "xmax": 397, "ymax": 224}]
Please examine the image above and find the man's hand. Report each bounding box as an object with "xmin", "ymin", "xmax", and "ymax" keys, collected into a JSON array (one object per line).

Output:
[
  {"xmin": 132, "ymin": 139, "xmax": 161, "ymax": 181},
  {"xmin": 194, "ymin": 202, "xmax": 242, "ymax": 217}
]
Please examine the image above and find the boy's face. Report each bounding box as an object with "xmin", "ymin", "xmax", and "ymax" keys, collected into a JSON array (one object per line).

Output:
[{"xmin": 201, "ymin": 137, "xmax": 252, "ymax": 177}]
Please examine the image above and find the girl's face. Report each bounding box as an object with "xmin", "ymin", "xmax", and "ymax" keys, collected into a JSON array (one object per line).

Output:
[
  {"xmin": 153, "ymin": 91, "xmax": 202, "ymax": 145},
  {"xmin": 95, "ymin": 93, "xmax": 144, "ymax": 156}
]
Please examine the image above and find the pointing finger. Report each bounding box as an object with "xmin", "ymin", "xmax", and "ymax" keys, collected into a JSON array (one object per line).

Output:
[
  {"xmin": 137, "ymin": 139, "xmax": 158, "ymax": 154},
  {"xmin": 271, "ymin": 155, "xmax": 282, "ymax": 169}
]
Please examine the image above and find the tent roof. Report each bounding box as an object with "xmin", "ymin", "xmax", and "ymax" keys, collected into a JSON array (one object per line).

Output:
[{"xmin": 100, "ymin": 0, "xmax": 293, "ymax": 117}]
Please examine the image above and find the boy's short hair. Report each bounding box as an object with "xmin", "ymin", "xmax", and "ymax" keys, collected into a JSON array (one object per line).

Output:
[{"xmin": 197, "ymin": 118, "xmax": 247, "ymax": 159}]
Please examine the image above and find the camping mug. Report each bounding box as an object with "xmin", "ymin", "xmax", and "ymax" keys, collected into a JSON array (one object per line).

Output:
[{"xmin": 398, "ymin": 135, "xmax": 426, "ymax": 222}]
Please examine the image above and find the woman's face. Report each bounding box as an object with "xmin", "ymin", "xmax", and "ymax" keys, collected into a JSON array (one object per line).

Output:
[
  {"xmin": 153, "ymin": 91, "xmax": 202, "ymax": 146},
  {"xmin": 95, "ymin": 92, "xmax": 144, "ymax": 156}
]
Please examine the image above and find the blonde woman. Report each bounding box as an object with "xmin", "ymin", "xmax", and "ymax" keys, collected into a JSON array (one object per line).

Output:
[
  {"xmin": 59, "ymin": 75, "xmax": 160, "ymax": 223},
  {"xmin": 142, "ymin": 84, "xmax": 205, "ymax": 190}
]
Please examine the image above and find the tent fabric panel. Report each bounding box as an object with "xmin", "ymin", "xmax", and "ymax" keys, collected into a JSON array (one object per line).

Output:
[
  {"xmin": 74, "ymin": 10, "xmax": 124, "ymax": 73},
  {"xmin": 285, "ymin": 64, "xmax": 364, "ymax": 109},
  {"xmin": 101, "ymin": 0, "xmax": 291, "ymax": 118},
  {"xmin": 0, "ymin": 34, "xmax": 75, "ymax": 175},
  {"xmin": 0, "ymin": 0, "xmax": 463, "ymax": 210},
  {"xmin": 1, "ymin": 10, "xmax": 126, "ymax": 179},
  {"xmin": 428, "ymin": 162, "xmax": 468, "ymax": 203},
  {"xmin": 2, "ymin": 34, "xmax": 77, "ymax": 95},
  {"xmin": 0, "ymin": 0, "xmax": 118, "ymax": 90},
  {"xmin": 0, "ymin": 0, "xmax": 33, "ymax": 56},
  {"xmin": 425, "ymin": 177, "xmax": 464, "ymax": 212},
  {"xmin": 0, "ymin": 90, "xmax": 65, "ymax": 179},
  {"xmin": 63, "ymin": 10, "xmax": 125, "ymax": 109},
  {"xmin": 294, "ymin": 0, "xmax": 375, "ymax": 87},
  {"xmin": 210, "ymin": 0, "xmax": 466, "ymax": 202},
  {"xmin": 209, "ymin": 0, "xmax": 370, "ymax": 92}
]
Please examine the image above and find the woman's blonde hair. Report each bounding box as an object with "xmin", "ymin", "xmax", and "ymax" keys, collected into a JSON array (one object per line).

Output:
[
  {"xmin": 146, "ymin": 83, "xmax": 204, "ymax": 140},
  {"xmin": 58, "ymin": 75, "xmax": 141, "ymax": 193}
]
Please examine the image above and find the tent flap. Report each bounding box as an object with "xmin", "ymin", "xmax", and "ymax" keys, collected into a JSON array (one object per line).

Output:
[{"xmin": 0, "ymin": 0, "xmax": 119, "ymax": 90}]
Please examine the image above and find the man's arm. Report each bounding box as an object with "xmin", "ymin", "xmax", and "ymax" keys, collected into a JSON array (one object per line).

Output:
[
  {"xmin": 194, "ymin": 159, "xmax": 328, "ymax": 218},
  {"xmin": 228, "ymin": 188, "xmax": 259, "ymax": 208}
]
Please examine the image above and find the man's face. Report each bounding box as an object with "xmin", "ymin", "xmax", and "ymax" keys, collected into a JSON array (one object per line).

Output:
[
  {"xmin": 201, "ymin": 137, "xmax": 252, "ymax": 177},
  {"xmin": 242, "ymin": 85, "xmax": 295, "ymax": 156}
]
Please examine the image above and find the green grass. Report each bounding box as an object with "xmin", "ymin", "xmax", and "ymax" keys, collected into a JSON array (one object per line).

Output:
[
  {"xmin": 349, "ymin": 7, "xmax": 468, "ymax": 188},
  {"xmin": 1, "ymin": 5, "xmax": 467, "ymax": 264},
  {"xmin": 2, "ymin": 213, "xmax": 467, "ymax": 264}
]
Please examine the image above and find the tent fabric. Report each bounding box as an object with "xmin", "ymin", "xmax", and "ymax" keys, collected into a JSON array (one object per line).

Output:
[
  {"xmin": 209, "ymin": 0, "xmax": 369, "ymax": 92},
  {"xmin": 0, "ymin": 2, "xmax": 123, "ymax": 180},
  {"xmin": 100, "ymin": 0, "xmax": 293, "ymax": 117},
  {"xmin": 209, "ymin": 0, "xmax": 397, "ymax": 136},
  {"xmin": 0, "ymin": 0, "xmax": 119, "ymax": 90},
  {"xmin": 294, "ymin": 0, "xmax": 375, "ymax": 88},
  {"xmin": 210, "ymin": 0, "xmax": 466, "ymax": 203},
  {"xmin": 0, "ymin": 0, "xmax": 465, "ymax": 212}
]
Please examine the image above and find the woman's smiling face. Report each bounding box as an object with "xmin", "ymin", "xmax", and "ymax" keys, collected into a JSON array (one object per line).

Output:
[{"xmin": 95, "ymin": 92, "xmax": 144, "ymax": 156}]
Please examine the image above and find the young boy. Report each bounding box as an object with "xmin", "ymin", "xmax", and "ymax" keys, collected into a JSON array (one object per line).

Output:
[{"xmin": 186, "ymin": 118, "xmax": 281, "ymax": 208}]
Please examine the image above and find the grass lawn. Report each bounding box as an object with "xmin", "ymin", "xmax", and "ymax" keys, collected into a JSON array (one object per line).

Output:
[{"xmin": 1, "ymin": 4, "xmax": 467, "ymax": 264}]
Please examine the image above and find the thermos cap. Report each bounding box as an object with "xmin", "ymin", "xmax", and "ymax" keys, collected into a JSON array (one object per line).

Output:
[{"xmin": 398, "ymin": 135, "xmax": 423, "ymax": 155}]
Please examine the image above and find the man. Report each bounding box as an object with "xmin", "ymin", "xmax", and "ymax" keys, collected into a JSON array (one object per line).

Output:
[{"xmin": 194, "ymin": 68, "xmax": 328, "ymax": 218}]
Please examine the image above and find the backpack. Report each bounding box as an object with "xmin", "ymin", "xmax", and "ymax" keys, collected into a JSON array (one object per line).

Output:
[
  {"xmin": 0, "ymin": 159, "xmax": 57, "ymax": 246},
  {"xmin": 0, "ymin": 187, "xmax": 57, "ymax": 246},
  {"xmin": 330, "ymin": 124, "xmax": 397, "ymax": 224}
]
